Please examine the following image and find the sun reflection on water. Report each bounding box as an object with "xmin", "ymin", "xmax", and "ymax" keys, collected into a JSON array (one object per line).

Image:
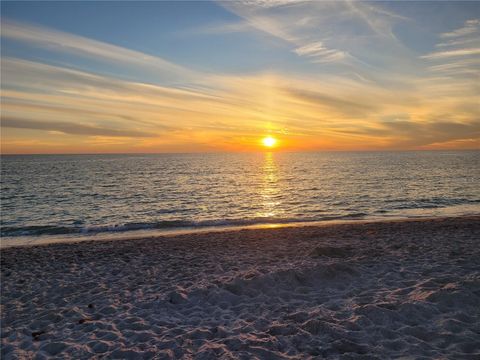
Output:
[{"xmin": 256, "ymin": 152, "xmax": 281, "ymax": 218}]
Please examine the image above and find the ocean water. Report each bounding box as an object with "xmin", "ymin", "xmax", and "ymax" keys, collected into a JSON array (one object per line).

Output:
[{"xmin": 1, "ymin": 151, "xmax": 479, "ymax": 241}]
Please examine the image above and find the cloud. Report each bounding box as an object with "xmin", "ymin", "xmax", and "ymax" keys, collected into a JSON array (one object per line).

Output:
[
  {"xmin": 428, "ymin": 58, "xmax": 480, "ymax": 72},
  {"xmin": 1, "ymin": 57, "xmax": 214, "ymax": 102},
  {"xmin": 421, "ymin": 17, "xmax": 479, "ymax": 94},
  {"xmin": 225, "ymin": 0, "xmax": 304, "ymax": 9},
  {"xmin": 421, "ymin": 48, "xmax": 480, "ymax": 60},
  {"xmin": 1, "ymin": 19, "xmax": 200, "ymax": 83},
  {"xmin": 344, "ymin": 0, "xmax": 408, "ymax": 38},
  {"xmin": 1, "ymin": 101, "xmax": 138, "ymax": 123},
  {"xmin": 3, "ymin": 53, "xmax": 477, "ymax": 151},
  {"xmin": 440, "ymin": 19, "xmax": 480, "ymax": 38},
  {"xmin": 218, "ymin": 1, "xmax": 352, "ymax": 63},
  {"xmin": 293, "ymin": 42, "xmax": 347, "ymax": 63},
  {"xmin": 424, "ymin": 18, "xmax": 480, "ymax": 63},
  {"xmin": 218, "ymin": 0, "xmax": 415, "ymax": 72},
  {"xmin": 436, "ymin": 36, "xmax": 480, "ymax": 48},
  {"xmin": 342, "ymin": 118, "xmax": 480, "ymax": 148},
  {"xmin": 1, "ymin": 117, "xmax": 155, "ymax": 137},
  {"xmin": 1, "ymin": 12, "xmax": 479, "ymax": 152},
  {"xmin": 435, "ymin": 18, "xmax": 480, "ymax": 52},
  {"xmin": 283, "ymin": 87, "xmax": 377, "ymax": 118},
  {"xmin": 381, "ymin": 119, "xmax": 480, "ymax": 147}
]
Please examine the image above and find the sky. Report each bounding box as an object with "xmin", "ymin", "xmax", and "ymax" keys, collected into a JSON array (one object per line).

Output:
[{"xmin": 1, "ymin": 0, "xmax": 479, "ymax": 154}]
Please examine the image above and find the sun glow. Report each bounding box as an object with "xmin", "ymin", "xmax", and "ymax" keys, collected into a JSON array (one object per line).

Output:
[{"xmin": 262, "ymin": 136, "xmax": 277, "ymax": 148}]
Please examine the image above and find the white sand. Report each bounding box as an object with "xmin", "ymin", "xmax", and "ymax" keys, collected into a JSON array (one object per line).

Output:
[{"xmin": 1, "ymin": 216, "xmax": 479, "ymax": 359}]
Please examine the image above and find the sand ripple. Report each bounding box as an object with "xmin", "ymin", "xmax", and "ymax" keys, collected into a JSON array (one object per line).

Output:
[{"xmin": 1, "ymin": 217, "xmax": 479, "ymax": 359}]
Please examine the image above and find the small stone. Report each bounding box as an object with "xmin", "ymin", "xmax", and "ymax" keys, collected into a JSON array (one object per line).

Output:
[
  {"xmin": 31, "ymin": 330, "xmax": 45, "ymax": 337},
  {"xmin": 167, "ymin": 290, "xmax": 188, "ymax": 304},
  {"xmin": 78, "ymin": 317, "xmax": 92, "ymax": 324}
]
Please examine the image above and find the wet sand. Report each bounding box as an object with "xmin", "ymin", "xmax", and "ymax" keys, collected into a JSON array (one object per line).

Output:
[{"xmin": 1, "ymin": 216, "xmax": 479, "ymax": 359}]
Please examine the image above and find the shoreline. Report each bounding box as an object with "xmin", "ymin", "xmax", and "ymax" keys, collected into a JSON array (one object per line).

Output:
[
  {"xmin": 2, "ymin": 213, "xmax": 479, "ymax": 249},
  {"xmin": 2, "ymin": 216, "xmax": 479, "ymax": 358}
]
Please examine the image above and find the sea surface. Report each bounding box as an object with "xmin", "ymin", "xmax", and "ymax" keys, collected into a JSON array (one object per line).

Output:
[{"xmin": 1, "ymin": 151, "xmax": 479, "ymax": 243}]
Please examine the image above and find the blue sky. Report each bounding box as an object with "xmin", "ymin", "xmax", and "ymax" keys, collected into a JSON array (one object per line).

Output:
[
  {"xmin": 1, "ymin": 1, "xmax": 479, "ymax": 153},
  {"xmin": 2, "ymin": 1, "xmax": 294, "ymax": 76}
]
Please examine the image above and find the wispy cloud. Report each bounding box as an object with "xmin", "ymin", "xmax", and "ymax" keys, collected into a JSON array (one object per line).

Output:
[
  {"xmin": 345, "ymin": 117, "xmax": 480, "ymax": 148},
  {"xmin": 1, "ymin": 19, "xmax": 201, "ymax": 83},
  {"xmin": 436, "ymin": 18, "xmax": 480, "ymax": 53},
  {"xmin": 344, "ymin": 0, "xmax": 408, "ymax": 38},
  {"xmin": 1, "ymin": 7, "xmax": 479, "ymax": 153},
  {"xmin": 282, "ymin": 86, "xmax": 378, "ymax": 118},
  {"xmin": 380, "ymin": 119, "xmax": 480, "ymax": 148},
  {"xmin": 293, "ymin": 42, "xmax": 347, "ymax": 63},
  {"xmin": 424, "ymin": 19, "xmax": 480, "ymax": 57},
  {"xmin": 422, "ymin": 48, "xmax": 480, "ymax": 60},
  {"xmin": 2, "ymin": 53, "xmax": 478, "ymax": 151},
  {"xmin": 437, "ymin": 37, "xmax": 480, "ymax": 49},
  {"xmin": 428, "ymin": 58, "xmax": 480, "ymax": 74},
  {"xmin": 218, "ymin": 0, "xmax": 410, "ymax": 67},
  {"xmin": 422, "ymin": 17, "xmax": 480, "ymax": 85},
  {"xmin": 1, "ymin": 58, "xmax": 216, "ymax": 107},
  {"xmin": 1, "ymin": 117, "xmax": 154, "ymax": 137},
  {"xmin": 218, "ymin": 1, "xmax": 350, "ymax": 63},
  {"xmin": 440, "ymin": 19, "xmax": 480, "ymax": 38},
  {"xmin": 232, "ymin": 0, "xmax": 303, "ymax": 9}
]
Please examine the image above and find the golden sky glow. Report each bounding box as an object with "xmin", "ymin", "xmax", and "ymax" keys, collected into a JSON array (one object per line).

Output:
[{"xmin": 1, "ymin": 2, "xmax": 479, "ymax": 153}]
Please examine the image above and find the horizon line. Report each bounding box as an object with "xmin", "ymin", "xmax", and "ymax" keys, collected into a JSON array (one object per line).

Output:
[{"xmin": 1, "ymin": 148, "xmax": 479, "ymax": 156}]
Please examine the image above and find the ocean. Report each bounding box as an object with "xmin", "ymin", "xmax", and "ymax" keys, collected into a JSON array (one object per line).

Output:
[{"xmin": 1, "ymin": 151, "xmax": 479, "ymax": 243}]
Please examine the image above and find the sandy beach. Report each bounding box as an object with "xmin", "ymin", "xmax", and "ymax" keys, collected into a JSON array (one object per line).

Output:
[{"xmin": 1, "ymin": 216, "xmax": 479, "ymax": 359}]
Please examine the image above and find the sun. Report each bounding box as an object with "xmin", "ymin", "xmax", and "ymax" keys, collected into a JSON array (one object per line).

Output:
[{"xmin": 262, "ymin": 136, "xmax": 277, "ymax": 148}]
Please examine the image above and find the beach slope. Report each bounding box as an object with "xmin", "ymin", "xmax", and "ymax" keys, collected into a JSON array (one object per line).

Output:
[{"xmin": 1, "ymin": 217, "xmax": 479, "ymax": 359}]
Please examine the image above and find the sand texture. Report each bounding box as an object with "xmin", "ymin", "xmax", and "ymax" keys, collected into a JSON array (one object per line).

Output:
[{"xmin": 1, "ymin": 217, "xmax": 480, "ymax": 359}]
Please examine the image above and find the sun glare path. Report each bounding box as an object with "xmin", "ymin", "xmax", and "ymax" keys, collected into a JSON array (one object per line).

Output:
[{"xmin": 262, "ymin": 136, "xmax": 277, "ymax": 148}]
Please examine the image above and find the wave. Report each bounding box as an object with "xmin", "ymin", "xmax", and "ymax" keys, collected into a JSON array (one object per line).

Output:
[
  {"xmin": 385, "ymin": 198, "xmax": 480, "ymax": 210},
  {"xmin": 0, "ymin": 214, "xmax": 370, "ymax": 237},
  {"xmin": 2, "ymin": 200, "xmax": 479, "ymax": 238}
]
